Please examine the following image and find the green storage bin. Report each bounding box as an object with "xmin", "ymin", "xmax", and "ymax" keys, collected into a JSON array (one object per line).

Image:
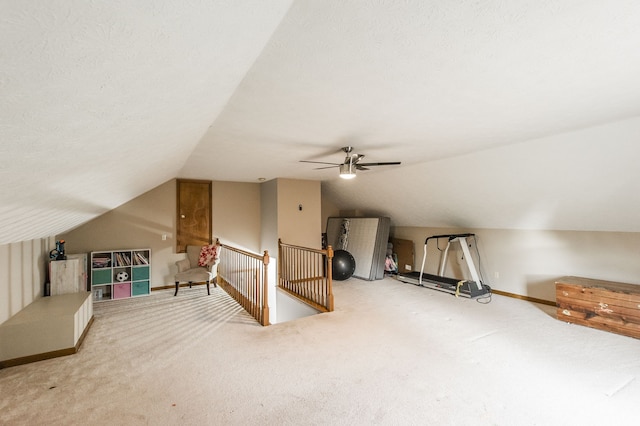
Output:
[
  {"xmin": 132, "ymin": 266, "xmax": 150, "ymax": 281},
  {"xmin": 132, "ymin": 280, "xmax": 150, "ymax": 296},
  {"xmin": 92, "ymin": 269, "xmax": 112, "ymax": 285}
]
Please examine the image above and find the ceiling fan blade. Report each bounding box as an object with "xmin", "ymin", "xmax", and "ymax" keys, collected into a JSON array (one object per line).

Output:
[
  {"xmin": 300, "ymin": 160, "xmax": 341, "ymax": 166},
  {"xmin": 357, "ymin": 162, "xmax": 401, "ymax": 166},
  {"xmin": 302, "ymin": 147, "xmax": 402, "ymax": 175}
]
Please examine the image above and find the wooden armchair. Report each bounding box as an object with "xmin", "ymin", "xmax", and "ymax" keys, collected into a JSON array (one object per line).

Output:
[{"xmin": 174, "ymin": 244, "xmax": 219, "ymax": 296}]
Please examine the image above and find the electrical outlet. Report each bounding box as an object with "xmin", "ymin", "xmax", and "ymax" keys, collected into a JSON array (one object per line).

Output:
[{"xmin": 162, "ymin": 234, "xmax": 167, "ymax": 241}]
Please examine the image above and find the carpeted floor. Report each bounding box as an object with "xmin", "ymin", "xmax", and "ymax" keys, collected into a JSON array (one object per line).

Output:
[{"xmin": 1, "ymin": 277, "xmax": 638, "ymax": 425}]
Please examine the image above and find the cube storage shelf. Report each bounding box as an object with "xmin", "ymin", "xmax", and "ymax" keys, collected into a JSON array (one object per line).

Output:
[{"xmin": 91, "ymin": 249, "xmax": 151, "ymax": 302}]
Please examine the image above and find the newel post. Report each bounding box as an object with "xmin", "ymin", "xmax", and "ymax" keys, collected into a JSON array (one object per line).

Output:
[
  {"xmin": 261, "ymin": 250, "xmax": 270, "ymax": 326},
  {"xmin": 326, "ymin": 245, "xmax": 334, "ymax": 311},
  {"xmin": 277, "ymin": 239, "xmax": 282, "ymax": 288}
]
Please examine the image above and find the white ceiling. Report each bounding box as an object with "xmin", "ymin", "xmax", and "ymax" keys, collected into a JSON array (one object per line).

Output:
[{"xmin": 2, "ymin": 1, "xmax": 640, "ymax": 245}]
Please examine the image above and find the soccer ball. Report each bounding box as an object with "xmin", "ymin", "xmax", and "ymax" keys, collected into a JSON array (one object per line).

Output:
[{"xmin": 116, "ymin": 271, "xmax": 129, "ymax": 282}]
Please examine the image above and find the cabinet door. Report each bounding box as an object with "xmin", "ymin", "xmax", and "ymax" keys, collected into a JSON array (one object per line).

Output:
[
  {"xmin": 176, "ymin": 179, "xmax": 212, "ymax": 253},
  {"xmin": 50, "ymin": 259, "xmax": 81, "ymax": 295}
]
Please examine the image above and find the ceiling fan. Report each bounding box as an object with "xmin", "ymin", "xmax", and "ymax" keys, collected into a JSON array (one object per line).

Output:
[{"xmin": 300, "ymin": 146, "xmax": 401, "ymax": 179}]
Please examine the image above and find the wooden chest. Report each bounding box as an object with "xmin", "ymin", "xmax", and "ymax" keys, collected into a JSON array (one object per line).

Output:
[{"xmin": 556, "ymin": 276, "xmax": 640, "ymax": 339}]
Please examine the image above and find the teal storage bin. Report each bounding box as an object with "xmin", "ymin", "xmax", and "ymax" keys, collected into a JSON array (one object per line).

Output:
[
  {"xmin": 132, "ymin": 280, "xmax": 150, "ymax": 296},
  {"xmin": 92, "ymin": 269, "xmax": 112, "ymax": 285},
  {"xmin": 132, "ymin": 266, "xmax": 149, "ymax": 281}
]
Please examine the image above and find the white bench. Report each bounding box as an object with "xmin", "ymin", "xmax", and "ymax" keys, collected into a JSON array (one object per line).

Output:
[{"xmin": 0, "ymin": 292, "xmax": 93, "ymax": 368}]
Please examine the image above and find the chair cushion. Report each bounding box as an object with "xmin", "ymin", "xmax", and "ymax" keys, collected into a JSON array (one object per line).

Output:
[
  {"xmin": 198, "ymin": 244, "xmax": 218, "ymax": 266},
  {"xmin": 175, "ymin": 266, "xmax": 213, "ymax": 283}
]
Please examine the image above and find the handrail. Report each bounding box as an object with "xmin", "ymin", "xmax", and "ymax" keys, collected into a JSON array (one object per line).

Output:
[
  {"xmin": 278, "ymin": 239, "xmax": 334, "ymax": 312},
  {"xmin": 216, "ymin": 241, "xmax": 270, "ymax": 326}
]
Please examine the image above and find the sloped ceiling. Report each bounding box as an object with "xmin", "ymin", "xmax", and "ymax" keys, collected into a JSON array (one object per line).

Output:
[
  {"xmin": 2, "ymin": 1, "xmax": 640, "ymax": 245},
  {"xmin": 0, "ymin": 0, "xmax": 294, "ymax": 244}
]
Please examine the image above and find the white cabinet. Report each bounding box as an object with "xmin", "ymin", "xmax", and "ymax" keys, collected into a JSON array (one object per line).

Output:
[{"xmin": 50, "ymin": 253, "xmax": 88, "ymax": 295}]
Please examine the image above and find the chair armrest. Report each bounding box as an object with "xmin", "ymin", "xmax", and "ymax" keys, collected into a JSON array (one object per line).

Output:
[
  {"xmin": 175, "ymin": 258, "xmax": 191, "ymax": 273},
  {"xmin": 206, "ymin": 257, "xmax": 219, "ymax": 272}
]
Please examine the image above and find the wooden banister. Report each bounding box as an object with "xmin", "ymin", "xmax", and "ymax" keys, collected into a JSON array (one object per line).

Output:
[
  {"xmin": 216, "ymin": 241, "xmax": 270, "ymax": 326},
  {"xmin": 278, "ymin": 239, "xmax": 334, "ymax": 312}
]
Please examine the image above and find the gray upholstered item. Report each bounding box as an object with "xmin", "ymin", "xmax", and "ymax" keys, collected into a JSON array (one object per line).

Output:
[{"xmin": 174, "ymin": 244, "xmax": 219, "ymax": 296}]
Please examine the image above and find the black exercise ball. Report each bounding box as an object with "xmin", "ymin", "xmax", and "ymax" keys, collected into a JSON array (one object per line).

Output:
[{"xmin": 332, "ymin": 249, "xmax": 356, "ymax": 281}]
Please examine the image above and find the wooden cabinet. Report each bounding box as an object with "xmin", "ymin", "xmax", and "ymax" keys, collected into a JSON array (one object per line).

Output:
[
  {"xmin": 50, "ymin": 253, "xmax": 88, "ymax": 295},
  {"xmin": 91, "ymin": 249, "xmax": 151, "ymax": 302},
  {"xmin": 556, "ymin": 276, "xmax": 640, "ymax": 339}
]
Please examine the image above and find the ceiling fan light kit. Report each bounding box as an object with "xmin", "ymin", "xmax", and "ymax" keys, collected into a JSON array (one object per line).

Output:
[
  {"xmin": 339, "ymin": 163, "xmax": 356, "ymax": 179},
  {"xmin": 302, "ymin": 146, "xmax": 401, "ymax": 179}
]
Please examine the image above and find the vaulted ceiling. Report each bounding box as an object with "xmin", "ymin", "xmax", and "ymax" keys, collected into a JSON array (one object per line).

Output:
[{"xmin": 2, "ymin": 1, "xmax": 640, "ymax": 245}]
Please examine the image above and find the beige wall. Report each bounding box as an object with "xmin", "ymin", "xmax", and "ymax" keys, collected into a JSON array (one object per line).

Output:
[
  {"xmin": 60, "ymin": 180, "xmax": 179, "ymax": 288},
  {"xmin": 59, "ymin": 178, "xmax": 318, "ymax": 291},
  {"xmin": 213, "ymin": 181, "xmax": 261, "ymax": 253},
  {"xmin": 277, "ymin": 179, "xmax": 322, "ymax": 249},
  {"xmin": 260, "ymin": 178, "xmax": 322, "ymax": 324},
  {"xmin": 321, "ymin": 186, "xmax": 341, "ymax": 233},
  {"xmin": 391, "ymin": 226, "xmax": 640, "ymax": 302},
  {"xmin": 60, "ymin": 179, "xmax": 263, "ymax": 289},
  {"xmin": 8, "ymin": 176, "xmax": 638, "ymax": 322},
  {"xmin": 260, "ymin": 178, "xmax": 322, "ymax": 256},
  {"xmin": 319, "ymin": 189, "xmax": 640, "ymax": 302},
  {"xmin": 260, "ymin": 180, "xmax": 278, "ymax": 257},
  {"xmin": 0, "ymin": 237, "xmax": 51, "ymax": 324}
]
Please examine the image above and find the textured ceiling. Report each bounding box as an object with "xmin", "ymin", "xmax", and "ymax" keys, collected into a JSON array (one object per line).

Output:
[
  {"xmin": 0, "ymin": 0, "xmax": 293, "ymax": 244},
  {"xmin": 2, "ymin": 1, "xmax": 640, "ymax": 245}
]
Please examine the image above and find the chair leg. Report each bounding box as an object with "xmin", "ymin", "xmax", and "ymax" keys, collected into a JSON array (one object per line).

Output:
[
  {"xmin": 213, "ymin": 277, "xmax": 218, "ymax": 288},
  {"xmin": 189, "ymin": 281, "xmax": 193, "ymax": 288},
  {"xmin": 174, "ymin": 282, "xmax": 179, "ymax": 296},
  {"xmin": 206, "ymin": 280, "xmax": 210, "ymax": 295}
]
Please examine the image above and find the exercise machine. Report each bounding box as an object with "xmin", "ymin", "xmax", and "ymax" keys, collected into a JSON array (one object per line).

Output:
[{"xmin": 398, "ymin": 233, "xmax": 490, "ymax": 298}]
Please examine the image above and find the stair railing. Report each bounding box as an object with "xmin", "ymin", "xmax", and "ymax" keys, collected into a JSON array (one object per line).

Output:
[
  {"xmin": 216, "ymin": 242, "xmax": 270, "ymax": 326},
  {"xmin": 278, "ymin": 239, "xmax": 334, "ymax": 312}
]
